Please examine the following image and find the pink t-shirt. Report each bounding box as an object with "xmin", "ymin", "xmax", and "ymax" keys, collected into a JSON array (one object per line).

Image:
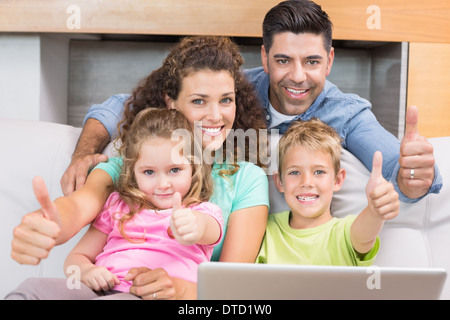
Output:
[{"xmin": 92, "ymin": 192, "xmax": 223, "ymax": 292}]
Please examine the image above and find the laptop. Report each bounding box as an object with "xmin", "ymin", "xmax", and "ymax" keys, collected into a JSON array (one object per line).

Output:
[{"xmin": 197, "ymin": 262, "xmax": 447, "ymax": 300}]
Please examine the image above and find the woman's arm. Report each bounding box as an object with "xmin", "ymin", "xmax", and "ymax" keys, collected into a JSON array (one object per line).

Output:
[
  {"xmin": 56, "ymin": 169, "xmax": 114, "ymax": 244},
  {"xmin": 11, "ymin": 169, "xmax": 114, "ymax": 265},
  {"xmin": 219, "ymin": 205, "xmax": 268, "ymax": 262}
]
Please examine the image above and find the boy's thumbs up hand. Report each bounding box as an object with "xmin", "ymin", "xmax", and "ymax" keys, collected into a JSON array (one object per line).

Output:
[
  {"xmin": 366, "ymin": 151, "xmax": 383, "ymax": 195},
  {"xmin": 365, "ymin": 152, "xmax": 399, "ymax": 221}
]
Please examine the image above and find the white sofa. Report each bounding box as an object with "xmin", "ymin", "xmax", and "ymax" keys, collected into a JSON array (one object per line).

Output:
[{"xmin": 1, "ymin": 117, "xmax": 449, "ymax": 299}]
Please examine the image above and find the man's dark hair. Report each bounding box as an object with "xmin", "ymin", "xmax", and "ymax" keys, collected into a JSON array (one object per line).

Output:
[{"xmin": 262, "ymin": 0, "xmax": 333, "ymax": 53}]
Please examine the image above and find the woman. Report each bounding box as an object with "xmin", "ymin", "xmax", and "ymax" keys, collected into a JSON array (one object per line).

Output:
[{"xmin": 11, "ymin": 36, "xmax": 269, "ymax": 299}]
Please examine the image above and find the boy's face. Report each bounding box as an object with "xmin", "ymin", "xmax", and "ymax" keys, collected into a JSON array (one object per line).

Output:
[
  {"xmin": 273, "ymin": 144, "xmax": 345, "ymax": 229},
  {"xmin": 261, "ymin": 32, "xmax": 334, "ymax": 116}
]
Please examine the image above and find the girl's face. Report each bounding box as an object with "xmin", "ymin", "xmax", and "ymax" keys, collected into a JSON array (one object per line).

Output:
[
  {"xmin": 134, "ymin": 138, "xmax": 193, "ymax": 210},
  {"xmin": 167, "ymin": 69, "xmax": 236, "ymax": 152}
]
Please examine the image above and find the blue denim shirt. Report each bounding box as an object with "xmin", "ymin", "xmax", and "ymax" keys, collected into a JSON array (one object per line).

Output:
[{"xmin": 84, "ymin": 67, "xmax": 442, "ymax": 203}]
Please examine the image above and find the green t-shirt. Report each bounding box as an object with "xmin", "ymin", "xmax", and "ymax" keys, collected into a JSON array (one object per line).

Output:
[
  {"xmin": 255, "ymin": 211, "xmax": 379, "ymax": 266},
  {"xmin": 94, "ymin": 157, "xmax": 270, "ymax": 261}
]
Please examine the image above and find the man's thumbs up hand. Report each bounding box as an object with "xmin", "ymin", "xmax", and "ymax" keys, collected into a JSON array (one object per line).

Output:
[
  {"xmin": 403, "ymin": 105, "xmax": 420, "ymax": 142},
  {"xmin": 398, "ymin": 106, "xmax": 435, "ymax": 199}
]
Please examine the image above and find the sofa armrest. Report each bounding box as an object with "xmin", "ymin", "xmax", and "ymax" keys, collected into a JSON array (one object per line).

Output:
[{"xmin": 0, "ymin": 118, "xmax": 83, "ymax": 298}]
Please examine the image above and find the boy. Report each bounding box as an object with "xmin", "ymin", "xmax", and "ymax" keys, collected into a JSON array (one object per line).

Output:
[{"xmin": 256, "ymin": 118, "xmax": 399, "ymax": 266}]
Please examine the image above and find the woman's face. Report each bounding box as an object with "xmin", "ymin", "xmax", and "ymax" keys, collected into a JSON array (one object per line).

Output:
[{"xmin": 167, "ymin": 70, "xmax": 236, "ymax": 152}]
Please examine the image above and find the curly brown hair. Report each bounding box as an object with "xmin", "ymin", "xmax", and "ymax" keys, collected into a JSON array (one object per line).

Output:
[{"xmin": 117, "ymin": 36, "xmax": 268, "ymax": 175}]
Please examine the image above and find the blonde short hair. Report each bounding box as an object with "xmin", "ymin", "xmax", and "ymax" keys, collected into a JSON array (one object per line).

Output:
[{"xmin": 277, "ymin": 118, "xmax": 342, "ymax": 175}]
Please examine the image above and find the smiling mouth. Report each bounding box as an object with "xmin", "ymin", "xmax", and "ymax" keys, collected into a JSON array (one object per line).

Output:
[
  {"xmin": 286, "ymin": 87, "xmax": 309, "ymax": 96},
  {"xmin": 155, "ymin": 193, "xmax": 173, "ymax": 198},
  {"xmin": 200, "ymin": 126, "xmax": 223, "ymax": 136},
  {"xmin": 296, "ymin": 195, "xmax": 319, "ymax": 202}
]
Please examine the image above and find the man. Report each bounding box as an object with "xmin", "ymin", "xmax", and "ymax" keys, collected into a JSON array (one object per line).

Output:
[
  {"xmin": 61, "ymin": 0, "xmax": 441, "ymax": 202},
  {"xmin": 244, "ymin": 0, "xmax": 441, "ymax": 202}
]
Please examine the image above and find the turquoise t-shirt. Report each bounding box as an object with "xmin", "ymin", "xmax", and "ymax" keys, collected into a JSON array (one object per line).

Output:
[
  {"xmin": 94, "ymin": 157, "xmax": 270, "ymax": 261},
  {"xmin": 256, "ymin": 212, "xmax": 379, "ymax": 266}
]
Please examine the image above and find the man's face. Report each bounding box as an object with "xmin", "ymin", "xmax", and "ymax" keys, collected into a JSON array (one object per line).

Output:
[{"xmin": 261, "ymin": 32, "xmax": 334, "ymax": 116}]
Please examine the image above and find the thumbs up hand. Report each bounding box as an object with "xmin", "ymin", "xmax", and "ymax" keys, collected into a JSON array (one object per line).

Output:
[
  {"xmin": 398, "ymin": 106, "xmax": 435, "ymax": 199},
  {"xmin": 32, "ymin": 176, "xmax": 62, "ymax": 225},
  {"xmin": 366, "ymin": 152, "xmax": 399, "ymax": 221},
  {"xmin": 11, "ymin": 176, "xmax": 62, "ymax": 265},
  {"xmin": 169, "ymin": 192, "xmax": 203, "ymax": 246}
]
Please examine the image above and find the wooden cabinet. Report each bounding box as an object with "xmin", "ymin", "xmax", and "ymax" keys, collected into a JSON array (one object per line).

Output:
[
  {"xmin": 408, "ymin": 43, "xmax": 450, "ymax": 138},
  {"xmin": 1, "ymin": 0, "xmax": 449, "ymax": 42},
  {"xmin": 321, "ymin": 0, "xmax": 450, "ymax": 43}
]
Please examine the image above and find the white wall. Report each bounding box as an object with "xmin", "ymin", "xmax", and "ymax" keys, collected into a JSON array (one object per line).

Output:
[{"xmin": 0, "ymin": 34, "xmax": 69, "ymax": 124}]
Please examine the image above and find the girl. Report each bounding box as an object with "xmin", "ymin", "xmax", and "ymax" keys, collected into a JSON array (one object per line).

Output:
[
  {"xmin": 11, "ymin": 36, "xmax": 269, "ymax": 299},
  {"xmin": 6, "ymin": 108, "xmax": 223, "ymax": 300}
]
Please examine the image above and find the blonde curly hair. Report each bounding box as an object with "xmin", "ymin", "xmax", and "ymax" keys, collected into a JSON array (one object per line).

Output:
[{"xmin": 116, "ymin": 108, "xmax": 213, "ymax": 241}]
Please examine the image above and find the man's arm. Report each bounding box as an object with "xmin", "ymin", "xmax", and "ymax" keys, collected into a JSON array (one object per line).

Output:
[
  {"xmin": 61, "ymin": 94, "xmax": 130, "ymax": 195},
  {"xmin": 11, "ymin": 170, "xmax": 114, "ymax": 265},
  {"xmin": 60, "ymin": 118, "xmax": 110, "ymax": 196},
  {"xmin": 345, "ymin": 106, "xmax": 441, "ymax": 203}
]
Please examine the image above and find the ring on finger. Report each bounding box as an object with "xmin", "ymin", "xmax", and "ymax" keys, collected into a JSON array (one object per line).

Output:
[
  {"xmin": 410, "ymin": 168, "xmax": 415, "ymax": 179},
  {"xmin": 153, "ymin": 292, "xmax": 157, "ymax": 300}
]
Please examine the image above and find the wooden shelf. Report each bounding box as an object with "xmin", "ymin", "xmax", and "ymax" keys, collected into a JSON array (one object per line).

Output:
[
  {"xmin": 0, "ymin": 0, "xmax": 449, "ymax": 43},
  {"xmin": 1, "ymin": 1, "xmax": 449, "ymax": 138}
]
